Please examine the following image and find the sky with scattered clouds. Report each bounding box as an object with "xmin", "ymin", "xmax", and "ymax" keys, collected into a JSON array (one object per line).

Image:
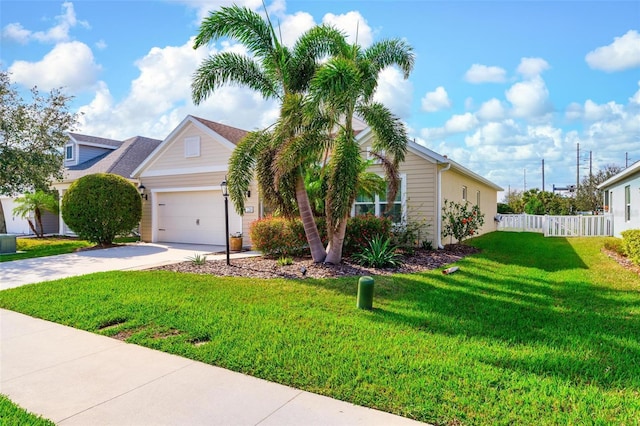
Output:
[{"xmin": 2, "ymin": 0, "xmax": 639, "ymax": 197}]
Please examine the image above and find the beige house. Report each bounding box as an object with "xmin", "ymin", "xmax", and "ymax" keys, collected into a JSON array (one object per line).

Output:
[
  {"xmin": 132, "ymin": 115, "xmax": 502, "ymax": 249},
  {"xmin": 356, "ymin": 125, "xmax": 502, "ymax": 248}
]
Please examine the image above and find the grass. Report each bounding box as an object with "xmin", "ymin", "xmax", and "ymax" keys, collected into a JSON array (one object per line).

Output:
[
  {"xmin": 0, "ymin": 394, "xmax": 54, "ymax": 426},
  {"xmin": 0, "ymin": 235, "xmax": 140, "ymax": 262},
  {"xmin": 0, "ymin": 232, "xmax": 639, "ymax": 425},
  {"xmin": 0, "ymin": 237, "xmax": 93, "ymax": 262}
]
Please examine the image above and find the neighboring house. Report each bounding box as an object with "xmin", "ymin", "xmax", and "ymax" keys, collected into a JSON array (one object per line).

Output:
[
  {"xmin": 133, "ymin": 115, "xmax": 502, "ymax": 249},
  {"xmin": 53, "ymin": 133, "xmax": 162, "ymax": 235},
  {"xmin": 1, "ymin": 196, "xmax": 58, "ymax": 235},
  {"xmin": 597, "ymin": 161, "xmax": 640, "ymax": 237},
  {"xmin": 131, "ymin": 115, "xmax": 255, "ymax": 246}
]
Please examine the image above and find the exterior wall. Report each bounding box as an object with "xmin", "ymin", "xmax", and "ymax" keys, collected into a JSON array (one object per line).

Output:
[
  {"xmin": 144, "ymin": 125, "xmax": 231, "ymax": 174},
  {"xmin": 78, "ymin": 146, "xmax": 111, "ymax": 164},
  {"xmin": 441, "ymin": 168, "xmax": 499, "ymax": 241},
  {"xmin": 1, "ymin": 196, "xmax": 32, "ymax": 234},
  {"xmin": 359, "ymin": 140, "xmax": 439, "ymax": 246},
  {"xmin": 604, "ymin": 172, "xmax": 640, "ymax": 237}
]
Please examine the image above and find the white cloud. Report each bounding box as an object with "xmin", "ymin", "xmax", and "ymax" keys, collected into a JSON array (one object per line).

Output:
[
  {"xmin": 8, "ymin": 41, "xmax": 101, "ymax": 92},
  {"xmin": 95, "ymin": 39, "xmax": 107, "ymax": 50},
  {"xmin": 373, "ymin": 67, "xmax": 413, "ymax": 118},
  {"xmin": 421, "ymin": 86, "xmax": 451, "ymax": 112},
  {"xmin": 565, "ymin": 102, "xmax": 583, "ymax": 121},
  {"xmin": 585, "ymin": 30, "xmax": 640, "ymax": 72},
  {"xmin": 2, "ymin": 23, "xmax": 31, "ymax": 44},
  {"xmin": 631, "ymin": 81, "xmax": 640, "ymax": 105},
  {"xmin": 279, "ymin": 11, "xmax": 316, "ymax": 47},
  {"xmin": 444, "ymin": 113, "xmax": 478, "ymax": 134},
  {"xmin": 173, "ymin": 0, "xmax": 263, "ymax": 23},
  {"xmin": 505, "ymin": 76, "xmax": 552, "ymax": 120},
  {"xmin": 3, "ymin": 2, "xmax": 89, "ymax": 45},
  {"xmin": 322, "ymin": 11, "xmax": 373, "ymax": 47},
  {"xmin": 464, "ymin": 64, "xmax": 506, "ymax": 83},
  {"xmin": 516, "ymin": 57, "xmax": 550, "ymax": 79},
  {"xmin": 477, "ymin": 98, "xmax": 506, "ymax": 121}
]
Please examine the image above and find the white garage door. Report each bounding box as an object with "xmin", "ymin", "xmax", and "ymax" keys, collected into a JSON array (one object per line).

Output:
[{"xmin": 156, "ymin": 191, "xmax": 241, "ymax": 245}]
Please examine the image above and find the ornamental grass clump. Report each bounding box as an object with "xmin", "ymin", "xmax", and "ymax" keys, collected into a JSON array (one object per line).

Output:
[{"xmin": 352, "ymin": 235, "xmax": 403, "ymax": 268}]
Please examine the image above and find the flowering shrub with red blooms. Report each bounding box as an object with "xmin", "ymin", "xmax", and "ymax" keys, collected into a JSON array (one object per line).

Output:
[
  {"xmin": 441, "ymin": 200, "xmax": 485, "ymax": 244},
  {"xmin": 343, "ymin": 214, "xmax": 392, "ymax": 256}
]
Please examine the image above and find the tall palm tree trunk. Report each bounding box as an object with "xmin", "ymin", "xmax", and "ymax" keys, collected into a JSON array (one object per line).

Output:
[
  {"xmin": 324, "ymin": 215, "xmax": 348, "ymax": 264},
  {"xmin": 295, "ymin": 175, "xmax": 326, "ymax": 263}
]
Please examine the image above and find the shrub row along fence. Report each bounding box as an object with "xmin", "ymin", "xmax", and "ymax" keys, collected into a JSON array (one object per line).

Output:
[{"xmin": 496, "ymin": 213, "xmax": 613, "ymax": 237}]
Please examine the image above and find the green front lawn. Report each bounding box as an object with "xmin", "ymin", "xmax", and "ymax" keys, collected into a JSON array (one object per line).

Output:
[
  {"xmin": 0, "ymin": 236, "xmax": 140, "ymax": 262},
  {"xmin": 0, "ymin": 233, "xmax": 638, "ymax": 424},
  {"xmin": 0, "ymin": 237, "xmax": 93, "ymax": 262},
  {"xmin": 0, "ymin": 395, "xmax": 54, "ymax": 426}
]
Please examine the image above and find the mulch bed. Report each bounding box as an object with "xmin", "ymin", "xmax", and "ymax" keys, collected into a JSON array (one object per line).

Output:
[
  {"xmin": 150, "ymin": 244, "xmax": 480, "ymax": 279},
  {"xmin": 602, "ymin": 248, "xmax": 640, "ymax": 276}
]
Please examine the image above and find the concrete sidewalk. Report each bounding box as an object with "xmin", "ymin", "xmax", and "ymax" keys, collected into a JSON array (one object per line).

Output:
[{"xmin": 1, "ymin": 309, "xmax": 426, "ymax": 425}]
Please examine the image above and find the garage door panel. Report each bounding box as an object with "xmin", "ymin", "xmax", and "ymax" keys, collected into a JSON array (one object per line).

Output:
[{"xmin": 156, "ymin": 191, "xmax": 241, "ymax": 245}]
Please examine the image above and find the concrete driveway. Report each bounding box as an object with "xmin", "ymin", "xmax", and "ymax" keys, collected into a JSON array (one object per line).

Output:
[{"xmin": 0, "ymin": 242, "xmax": 248, "ymax": 290}]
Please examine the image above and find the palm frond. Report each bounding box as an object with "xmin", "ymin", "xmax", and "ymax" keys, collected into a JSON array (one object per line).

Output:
[
  {"xmin": 228, "ymin": 130, "xmax": 271, "ymax": 214},
  {"xmin": 191, "ymin": 52, "xmax": 278, "ymax": 104},
  {"xmin": 363, "ymin": 38, "xmax": 415, "ymax": 78},
  {"xmin": 357, "ymin": 102, "xmax": 408, "ymax": 164},
  {"xmin": 193, "ymin": 5, "xmax": 274, "ymax": 59},
  {"xmin": 325, "ymin": 133, "xmax": 362, "ymax": 232}
]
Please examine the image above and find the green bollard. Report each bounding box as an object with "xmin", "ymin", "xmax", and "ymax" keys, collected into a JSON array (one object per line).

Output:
[{"xmin": 357, "ymin": 276, "xmax": 374, "ymax": 310}]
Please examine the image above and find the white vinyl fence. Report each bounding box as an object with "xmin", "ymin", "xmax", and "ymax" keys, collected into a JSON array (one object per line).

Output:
[{"xmin": 496, "ymin": 213, "xmax": 613, "ymax": 237}]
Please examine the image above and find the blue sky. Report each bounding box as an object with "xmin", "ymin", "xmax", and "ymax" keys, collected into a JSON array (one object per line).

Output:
[{"xmin": 2, "ymin": 0, "xmax": 639, "ymax": 198}]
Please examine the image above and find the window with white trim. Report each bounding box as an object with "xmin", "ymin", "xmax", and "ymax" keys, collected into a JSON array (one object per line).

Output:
[
  {"xmin": 354, "ymin": 176, "xmax": 404, "ymax": 224},
  {"xmin": 65, "ymin": 145, "xmax": 73, "ymax": 160},
  {"xmin": 184, "ymin": 136, "xmax": 201, "ymax": 158},
  {"xmin": 625, "ymin": 185, "xmax": 631, "ymax": 221}
]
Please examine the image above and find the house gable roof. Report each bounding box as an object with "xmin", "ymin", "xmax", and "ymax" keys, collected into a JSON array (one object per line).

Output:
[
  {"xmin": 597, "ymin": 161, "xmax": 640, "ymax": 189},
  {"xmin": 63, "ymin": 135, "xmax": 161, "ymax": 182},
  {"xmin": 67, "ymin": 132, "xmax": 123, "ymax": 149},
  {"xmin": 131, "ymin": 115, "xmax": 248, "ymax": 178},
  {"xmin": 356, "ymin": 126, "xmax": 503, "ymax": 191}
]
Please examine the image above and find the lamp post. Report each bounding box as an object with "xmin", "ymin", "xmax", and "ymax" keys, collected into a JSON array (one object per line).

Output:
[{"xmin": 220, "ymin": 178, "xmax": 230, "ymax": 265}]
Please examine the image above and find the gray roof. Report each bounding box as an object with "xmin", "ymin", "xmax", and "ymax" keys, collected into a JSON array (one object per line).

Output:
[
  {"xmin": 67, "ymin": 132, "xmax": 123, "ymax": 148},
  {"xmin": 64, "ymin": 135, "xmax": 162, "ymax": 182}
]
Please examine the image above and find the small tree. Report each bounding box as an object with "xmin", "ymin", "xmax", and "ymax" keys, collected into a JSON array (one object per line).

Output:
[
  {"xmin": 12, "ymin": 190, "xmax": 59, "ymax": 237},
  {"xmin": 61, "ymin": 173, "xmax": 141, "ymax": 246},
  {"xmin": 442, "ymin": 200, "xmax": 485, "ymax": 244}
]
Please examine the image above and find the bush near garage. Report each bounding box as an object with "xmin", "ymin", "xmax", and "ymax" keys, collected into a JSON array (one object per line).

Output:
[
  {"xmin": 61, "ymin": 173, "xmax": 141, "ymax": 246},
  {"xmin": 621, "ymin": 230, "xmax": 640, "ymax": 266}
]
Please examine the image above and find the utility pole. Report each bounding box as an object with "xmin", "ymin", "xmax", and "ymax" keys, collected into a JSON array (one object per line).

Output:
[
  {"xmin": 576, "ymin": 142, "xmax": 580, "ymax": 191},
  {"xmin": 626, "ymin": 152, "xmax": 630, "ymax": 168},
  {"xmin": 589, "ymin": 151, "xmax": 593, "ymax": 180},
  {"xmin": 523, "ymin": 168, "xmax": 526, "ymax": 191},
  {"xmin": 542, "ymin": 159, "xmax": 545, "ymax": 192}
]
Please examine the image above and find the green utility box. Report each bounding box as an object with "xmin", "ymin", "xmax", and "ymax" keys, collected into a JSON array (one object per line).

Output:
[
  {"xmin": 357, "ymin": 276, "xmax": 374, "ymax": 310},
  {"xmin": 0, "ymin": 234, "xmax": 17, "ymax": 254}
]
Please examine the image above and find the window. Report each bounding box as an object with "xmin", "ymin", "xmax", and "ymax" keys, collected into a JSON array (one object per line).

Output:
[
  {"xmin": 354, "ymin": 176, "xmax": 404, "ymax": 224},
  {"xmin": 625, "ymin": 185, "xmax": 631, "ymax": 221},
  {"xmin": 476, "ymin": 190, "xmax": 480, "ymax": 206},
  {"xmin": 462, "ymin": 186, "xmax": 467, "ymax": 201},
  {"xmin": 184, "ymin": 136, "xmax": 200, "ymax": 158},
  {"xmin": 65, "ymin": 145, "xmax": 73, "ymax": 160}
]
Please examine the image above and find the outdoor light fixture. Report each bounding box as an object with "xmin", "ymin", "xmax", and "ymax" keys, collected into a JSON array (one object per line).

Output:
[
  {"xmin": 221, "ymin": 178, "xmax": 230, "ymax": 265},
  {"xmin": 138, "ymin": 184, "xmax": 148, "ymax": 200}
]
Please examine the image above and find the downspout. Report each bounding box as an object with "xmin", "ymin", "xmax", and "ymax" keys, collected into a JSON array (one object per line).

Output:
[{"xmin": 436, "ymin": 161, "xmax": 451, "ymax": 249}]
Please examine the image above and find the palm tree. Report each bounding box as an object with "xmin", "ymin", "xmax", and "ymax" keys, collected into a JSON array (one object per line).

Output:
[
  {"xmin": 12, "ymin": 190, "xmax": 59, "ymax": 237},
  {"xmin": 301, "ymin": 40, "xmax": 415, "ymax": 263},
  {"xmin": 191, "ymin": 5, "xmax": 345, "ymax": 263}
]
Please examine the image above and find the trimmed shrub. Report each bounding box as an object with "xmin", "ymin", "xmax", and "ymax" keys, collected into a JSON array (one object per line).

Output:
[
  {"xmin": 250, "ymin": 216, "xmax": 308, "ymax": 257},
  {"xmin": 621, "ymin": 230, "xmax": 640, "ymax": 265},
  {"xmin": 343, "ymin": 214, "xmax": 392, "ymax": 256},
  {"xmin": 61, "ymin": 173, "xmax": 142, "ymax": 246},
  {"xmin": 603, "ymin": 237, "xmax": 625, "ymax": 256}
]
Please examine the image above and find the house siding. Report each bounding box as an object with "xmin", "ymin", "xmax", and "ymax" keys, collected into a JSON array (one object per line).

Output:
[
  {"xmin": 441, "ymin": 168, "xmax": 499, "ymax": 240},
  {"xmin": 604, "ymin": 172, "xmax": 640, "ymax": 237},
  {"xmin": 144, "ymin": 125, "xmax": 231, "ymax": 173},
  {"xmin": 78, "ymin": 146, "xmax": 112, "ymax": 164}
]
